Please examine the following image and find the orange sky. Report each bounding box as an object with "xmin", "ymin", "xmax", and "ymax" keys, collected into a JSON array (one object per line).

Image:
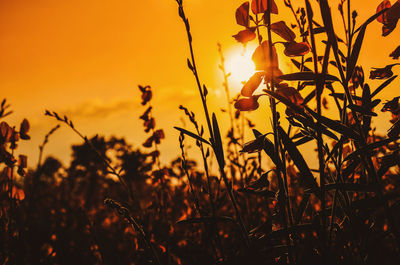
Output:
[{"xmin": 1, "ymin": 0, "xmax": 399, "ymax": 167}]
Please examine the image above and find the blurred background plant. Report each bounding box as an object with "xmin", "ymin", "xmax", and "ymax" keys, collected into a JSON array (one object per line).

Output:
[{"xmin": 1, "ymin": 0, "xmax": 400, "ymax": 264}]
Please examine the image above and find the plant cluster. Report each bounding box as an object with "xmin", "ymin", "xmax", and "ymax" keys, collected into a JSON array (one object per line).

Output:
[{"xmin": 1, "ymin": 0, "xmax": 400, "ymax": 264}]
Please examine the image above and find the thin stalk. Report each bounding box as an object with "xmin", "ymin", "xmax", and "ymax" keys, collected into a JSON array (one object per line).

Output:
[
  {"xmin": 305, "ymin": 0, "xmax": 327, "ymax": 255},
  {"xmin": 176, "ymin": 0, "xmax": 249, "ymax": 247},
  {"xmin": 318, "ymin": 0, "xmax": 400, "ymax": 247},
  {"xmin": 104, "ymin": 199, "xmax": 161, "ymax": 265},
  {"xmin": 266, "ymin": 1, "xmax": 294, "ymax": 263}
]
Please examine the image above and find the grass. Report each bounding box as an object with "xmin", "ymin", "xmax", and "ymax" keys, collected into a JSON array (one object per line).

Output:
[{"xmin": 1, "ymin": 0, "xmax": 400, "ymax": 264}]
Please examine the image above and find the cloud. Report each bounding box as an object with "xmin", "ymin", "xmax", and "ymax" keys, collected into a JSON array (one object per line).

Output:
[{"xmin": 63, "ymin": 97, "xmax": 140, "ymax": 118}]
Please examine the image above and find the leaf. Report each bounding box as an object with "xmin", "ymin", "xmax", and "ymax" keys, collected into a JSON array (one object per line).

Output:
[
  {"xmin": 263, "ymin": 90, "xmax": 305, "ymax": 115},
  {"xmin": 252, "ymin": 41, "xmax": 279, "ymax": 71},
  {"xmin": 305, "ymin": 106, "xmax": 360, "ymax": 140},
  {"xmin": 290, "ymin": 59, "xmax": 312, "ymax": 72},
  {"xmin": 275, "ymin": 86, "xmax": 304, "ymax": 107},
  {"xmin": 278, "ymin": 126, "xmax": 321, "ymax": 198},
  {"xmin": 343, "ymin": 136, "xmax": 400, "ymax": 162},
  {"xmin": 390, "ymin": 45, "xmax": 400, "ymax": 59},
  {"xmin": 279, "ymin": 72, "xmax": 340, "ymax": 82},
  {"xmin": 283, "ymin": 42, "xmax": 310, "ymax": 57},
  {"xmin": 294, "ymin": 135, "xmax": 314, "ymax": 146},
  {"xmin": 301, "ymin": 27, "xmax": 326, "ymax": 37},
  {"xmin": 233, "ymin": 28, "xmax": 256, "ymax": 45},
  {"xmin": 252, "ymin": 129, "xmax": 282, "ymax": 168},
  {"xmin": 388, "ymin": 119, "xmax": 400, "ymax": 138},
  {"xmin": 174, "ymin": 127, "xmax": 211, "ymax": 145},
  {"xmin": 240, "ymin": 135, "xmax": 265, "ymax": 153},
  {"xmin": 347, "ymin": 25, "xmax": 366, "ymax": 82},
  {"xmin": 251, "ymin": 0, "xmax": 278, "ymax": 14},
  {"xmin": 236, "ymin": 2, "xmax": 250, "ymax": 27},
  {"xmin": 371, "ymin": 75, "xmax": 397, "ymax": 98},
  {"xmin": 212, "ymin": 113, "xmax": 225, "ymax": 169},
  {"xmin": 347, "ymin": 104, "xmax": 377, "ymax": 117},
  {"xmin": 241, "ymin": 72, "xmax": 264, "ymax": 97},
  {"xmin": 342, "ymin": 157, "xmax": 361, "ymax": 180},
  {"xmin": 270, "ymin": 21, "xmax": 295, "ymax": 41}
]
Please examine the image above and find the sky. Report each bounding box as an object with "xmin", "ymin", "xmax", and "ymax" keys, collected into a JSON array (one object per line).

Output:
[{"xmin": 1, "ymin": 0, "xmax": 399, "ymax": 168}]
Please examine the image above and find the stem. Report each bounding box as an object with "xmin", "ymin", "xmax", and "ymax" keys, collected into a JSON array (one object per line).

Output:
[
  {"xmin": 176, "ymin": 0, "xmax": 249, "ymax": 247},
  {"xmin": 266, "ymin": 1, "xmax": 294, "ymax": 263}
]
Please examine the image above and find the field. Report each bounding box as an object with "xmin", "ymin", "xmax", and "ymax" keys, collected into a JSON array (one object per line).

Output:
[{"xmin": 1, "ymin": 0, "xmax": 400, "ymax": 264}]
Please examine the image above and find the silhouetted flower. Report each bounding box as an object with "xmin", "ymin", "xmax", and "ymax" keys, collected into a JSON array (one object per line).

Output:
[
  {"xmin": 369, "ymin": 65, "xmax": 395, "ymax": 79},
  {"xmin": 234, "ymin": 96, "xmax": 261, "ymax": 111}
]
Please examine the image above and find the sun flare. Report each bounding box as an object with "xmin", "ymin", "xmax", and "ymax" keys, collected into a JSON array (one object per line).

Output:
[{"xmin": 224, "ymin": 45, "xmax": 257, "ymax": 89}]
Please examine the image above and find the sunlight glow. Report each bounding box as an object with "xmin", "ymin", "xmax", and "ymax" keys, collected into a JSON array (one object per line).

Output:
[{"xmin": 225, "ymin": 45, "xmax": 257, "ymax": 88}]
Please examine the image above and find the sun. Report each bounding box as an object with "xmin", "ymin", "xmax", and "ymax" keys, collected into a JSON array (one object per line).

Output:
[{"xmin": 224, "ymin": 44, "xmax": 257, "ymax": 89}]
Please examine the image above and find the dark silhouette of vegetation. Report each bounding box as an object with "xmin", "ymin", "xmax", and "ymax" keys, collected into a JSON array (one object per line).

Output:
[{"xmin": 1, "ymin": 0, "xmax": 400, "ymax": 264}]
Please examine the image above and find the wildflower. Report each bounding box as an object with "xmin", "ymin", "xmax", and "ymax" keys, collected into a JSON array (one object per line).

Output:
[
  {"xmin": 369, "ymin": 65, "xmax": 395, "ymax": 79},
  {"xmin": 283, "ymin": 41, "xmax": 310, "ymax": 57},
  {"xmin": 234, "ymin": 96, "xmax": 261, "ymax": 111},
  {"xmin": 351, "ymin": 66, "xmax": 364, "ymax": 89},
  {"xmin": 270, "ymin": 21, "xmax": 295, "ymax": 41},
  {"xmin": 233, "ymin": 29, "xmax": 256, "ymax": 45},
  {"xmin": 251, "ymin": 0, "xmax": 278, "ymax": 14},
  {"xmin": 381, "ymin": 96, "xmax": 400, "ymax": 113},
  {"xmin": 275, "ymin": 86, "xmax": 304, "ymax": 107},
  {"xmin": 19, "ymin": 119, "xmax": 30, "ymax": 140},
  {"xmin": 376, "ymin": 0, "xmax": 400, "ymax": 36}
]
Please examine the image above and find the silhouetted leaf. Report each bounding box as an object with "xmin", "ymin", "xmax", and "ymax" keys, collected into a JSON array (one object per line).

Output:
[
  {"xmin": 305, "ymin": 106, "xmax": 360, "ymax": 140},
  {"xmin": 343, "ymin": 136, "xmax": 400, "ymax": 162},
  {"xmin": 279, "ymin": 72, "xmax": 339, "ymax": 82},
  {"xmin": 371, "ymin": 75, "xmax": 397, "ymax": 98},
  {"xmin": 212, "ymin": 113, "xmax": 225, "ymax": 168},
  {"xmin": 390, "ymin": 45, "xmax": 400, "ymax": 59},
  {"xmin": 174, "ymin": 127, "xmax": 211, "ymax": 145},
  {"xmin": 278, "ymin": 126, "xmax": 321, "ymax": 198}
]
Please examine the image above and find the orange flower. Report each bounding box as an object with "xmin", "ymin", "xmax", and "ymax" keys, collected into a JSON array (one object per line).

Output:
[
  {"xmin": 233, "ymin": 28, "xmax": 256, "ymax": 45},
  {"xmin": 376, "ymin": 0, "xmax": 400, "ymax": 36},
  {"xmin": 251, "ymin": 0, "xmax": 278, "ymax": 14},
  {"xmin": 270, "ymin": 21, "xmax": 295, "ymax": 42},
  {"xmin": 235, "ymin": 2, "xmax": 250, "ymax": 27},
  {"xmin": 234, "ymin": 96, "xmax": 261, "ymax": 111},
  {"xmin": 283, "ymin": 41, "xmax": 310, "ymax": 57}
]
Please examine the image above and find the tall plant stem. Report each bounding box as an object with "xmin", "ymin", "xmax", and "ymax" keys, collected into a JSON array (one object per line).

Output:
[
  {"xmin": 305, "ymin": 0, "xmax": 327, "ymax": 255},
  {"xmin": 266, "ymin": 1, "xmax": 294, "ymax": 263},
  {"xmin": 318, "ymin": 0, "xmax": 400, "ymax": 247},
  {"xmin": 176, "ymin": 0, "xmax": 249, "ymax": 247}
]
